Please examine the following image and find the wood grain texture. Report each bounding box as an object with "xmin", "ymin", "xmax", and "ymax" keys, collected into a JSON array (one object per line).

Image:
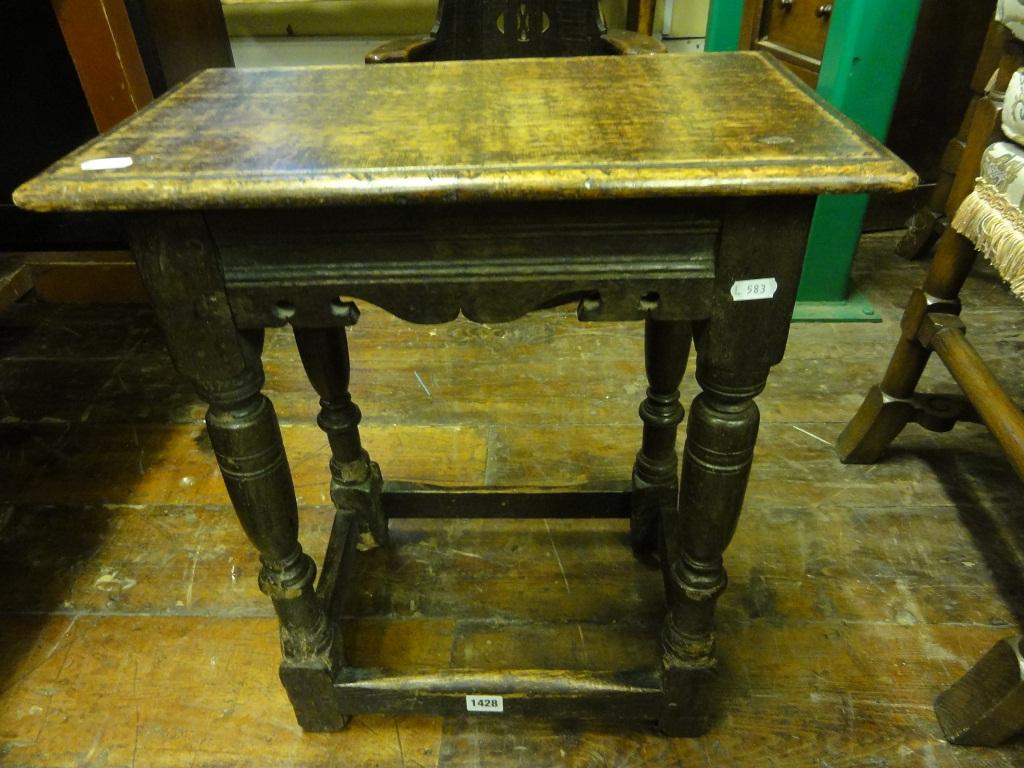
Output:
[
  {"xmin": 1, "ymin": 231, "xmax": 1023, "ymax": 762},
  {"xmin": 13, "ymin": 53, "xmax": 916, "ymax": 213}
]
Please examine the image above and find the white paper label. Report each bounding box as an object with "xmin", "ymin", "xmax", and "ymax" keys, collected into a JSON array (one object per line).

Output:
[
  {"xmin": 466, "ymin": 695, "xmax": 504, "ymax": 713},
  {"xmin": 80, "ymin": 156, "xmax": 133, "ymax": 171},
  {"xmin": 730, "ymin": 277, "xmax": 778, "ymax": 302}
]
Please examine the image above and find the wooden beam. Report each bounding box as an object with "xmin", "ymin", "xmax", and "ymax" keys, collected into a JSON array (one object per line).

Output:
[
  {"xmin": 50, "ymin": 0, "xmax": 154, "ymax": 131},
  {"xmin": 921, "ymin": 314, "xmax": 1024, "ymax": 481},
  {"xmin": 381, "ymin": 487, "xmax": 632, "ymax": 518},
  {"xmin": 333, "ymin": 667, "xmax": 664, "ymax": 719},
  {"xmin": 13, "ymin": 250, "xmax": 146, "ymax": 303}
]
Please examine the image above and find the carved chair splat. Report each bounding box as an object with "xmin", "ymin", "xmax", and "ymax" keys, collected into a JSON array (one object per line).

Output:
[{"xmin": 365, "ymin": 0, "xmax": 666, "ymax": 63}]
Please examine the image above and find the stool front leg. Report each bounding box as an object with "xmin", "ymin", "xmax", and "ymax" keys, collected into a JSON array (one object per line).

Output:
[
  {"xmin": 196, "ymin": 331, "xmax": 350, "ymax": 730},
  {"xmin": 131, "ymin": 214, "xmax": 349, "ymax": 729},
  {"xmin": 203, "ymin": 349, "xmax": 331, "ymax": 661},
  {"xmin": 631, "ymin": 319, "xmax": 691, "ymax": 555},
  {"xmin": 293, "ymin": 326, "xmax": 386, "ymax": 550},
  {"xmin": 658, "ymin": 361, "xmax": 765, "ymax": 736}
]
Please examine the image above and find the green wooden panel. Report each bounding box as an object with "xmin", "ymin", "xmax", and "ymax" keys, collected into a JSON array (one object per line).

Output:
[
  {"xmin": 704, "ymin": 0, "xmax": 744, "ymax": 51},
  {"xmin": 704, "ymin": 0, "xmax": 922, "ymax": 315},
  {"xmin": 796, "ymin": 0, "xmax": 922, "ymax": 308}
]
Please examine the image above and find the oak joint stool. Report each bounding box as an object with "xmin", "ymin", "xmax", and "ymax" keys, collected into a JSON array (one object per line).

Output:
[{"xmin": 15, "ymin": 53, "xmax": 914, "ymax": 735}]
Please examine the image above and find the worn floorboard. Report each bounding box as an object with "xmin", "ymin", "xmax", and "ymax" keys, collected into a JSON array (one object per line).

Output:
[{"xmin": 1, "ymin": 232, "xmax": 1023, "ymax": 766}]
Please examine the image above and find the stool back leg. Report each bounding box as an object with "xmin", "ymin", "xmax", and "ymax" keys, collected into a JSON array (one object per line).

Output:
[
  {"xmin": 294, "ymin": 326, "xmax": 387, "ymax": 550},
  {"xmin": 631, "ymin": 319, "xmax": 691, "ymax": 556}
]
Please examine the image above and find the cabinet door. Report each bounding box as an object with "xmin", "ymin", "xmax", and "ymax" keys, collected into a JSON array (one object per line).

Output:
[{"xmin": 741, "ymin": 0, "xmax": 834, "ymax": 85}]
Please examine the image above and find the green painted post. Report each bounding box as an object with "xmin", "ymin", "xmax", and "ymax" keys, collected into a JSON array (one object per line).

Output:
[
  {"xmin": 704, "ymin": 0, "xmax": 745, "ymax": 52},
  {"xmin": 795, "ymin": 0, "xmax": 922, "ymax": 316}
]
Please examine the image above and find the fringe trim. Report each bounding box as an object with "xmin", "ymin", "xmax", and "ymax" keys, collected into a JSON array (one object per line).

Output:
[{"xmin": 952, "ymin": 180, "xmax": 1024, "ymax": 300}]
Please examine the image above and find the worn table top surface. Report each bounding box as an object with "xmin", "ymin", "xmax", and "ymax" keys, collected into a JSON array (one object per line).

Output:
[{"xmin": 14, "ymin": 52, "xmax": 916, "ymax": 212}]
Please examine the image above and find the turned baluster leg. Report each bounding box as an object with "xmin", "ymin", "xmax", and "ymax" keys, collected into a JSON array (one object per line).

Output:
[
  {"xmin": 658, "ymin": 360, "xmax": 764, "ymax": 736},
  {"xmin": 131, "ymin": 215, "xmax": 349, "ymax": 730},
  {"xmin": 644, "ymin": 196, "xmax": 811, "ymax": 735},
  {"xmin": 202, "ymin": 333, "xmax": 330, "ymax": 660},
  {"xmin": 631, "ymin": 319, "xmax": 692, "ymax": 555},
  {"xmin": 293, "ymin": 326, "xmax": 386, "ymax": 550},
  {"xmin": 199, "ymin": 331, "xmax": 348, "ymax": 729}
]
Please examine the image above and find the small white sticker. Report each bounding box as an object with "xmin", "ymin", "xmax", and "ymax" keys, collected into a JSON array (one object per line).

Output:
[
  {"xmin": 80, "ymin": 156, "xmax": 133, "ymax": 171},
  {"xmin": 730, "ymin": 277, "xmax": 778, "ymax": 302},
  {"xmin": 466, "ymin": 695, "xmax": 504, "ymax": 713}
]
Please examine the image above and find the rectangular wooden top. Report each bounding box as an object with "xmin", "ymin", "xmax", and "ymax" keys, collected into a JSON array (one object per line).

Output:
[{"xmin": 14, "ymin": 53, "xmax": 916, "ymax": 212}]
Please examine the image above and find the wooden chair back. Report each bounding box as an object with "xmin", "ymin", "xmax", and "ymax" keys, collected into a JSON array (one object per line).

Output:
[{"xmin": 427, "ymin": 0, "xmax": 608, "ymax": 60}]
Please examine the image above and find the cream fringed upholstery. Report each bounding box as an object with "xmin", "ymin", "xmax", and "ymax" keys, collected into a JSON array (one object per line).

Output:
[
  {"xmin": 953, "ymin": 67, "xmax": 1024, "ymax": 299},
  {"xmin": 953, "ymin": 143, "xmax": 1024, "ymax": 299}
]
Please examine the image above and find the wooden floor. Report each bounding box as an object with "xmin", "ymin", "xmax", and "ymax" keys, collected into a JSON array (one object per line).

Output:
[{"xmin": 1, "ymin": 231, "xmax": 1023, "ymax": 766}]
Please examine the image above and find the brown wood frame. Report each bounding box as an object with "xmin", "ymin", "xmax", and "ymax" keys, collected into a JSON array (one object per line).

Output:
[
  {"xmin": 50, "ymin": 0, "xmax": 154, "ymax": 132},
  {"xmin": 838, "ymin": 31, "xmax": 1024, "ymax": 747}
]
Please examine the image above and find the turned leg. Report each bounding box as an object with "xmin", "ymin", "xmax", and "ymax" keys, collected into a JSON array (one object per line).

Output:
[
  {"xmin": 647, "ymin": 196, "xmax": 814, "ymax": 736},
  {"xmin": 198, "ymin": 330, "xmax": 349, "ymax": 730},
  {"xmin": 894, "ymin": 131, "xmax": 968, "ymax": 261},
  {"xmin": 658, "ymin": 359, "xmax": 764, "ymax": 736},
  {"xmin": 293, "ymin": 326, "xmax": 386, "ymax": 550},
  {"xmin": 840, "ymin": 31, "xmax": 1024, "ymax": 461},
  {"xmin": 631, "ymin": 320, "xmax": 692, "ymax": 555},
  {"xmin": 836, "ymin": 229, "xmax": 975, "ymax": 463},
  {"xmin": 130, "ymin": 215, "xmax": 349, "ymax": 730}
]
